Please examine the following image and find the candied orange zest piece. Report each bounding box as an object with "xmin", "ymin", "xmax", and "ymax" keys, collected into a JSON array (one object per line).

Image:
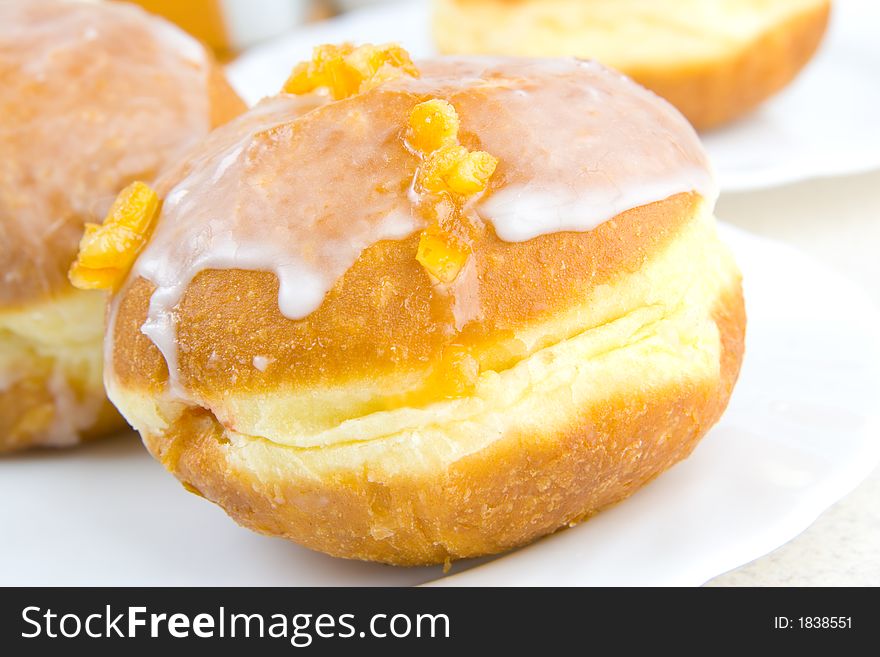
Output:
[
  {"xmin": 416, "ymin": 221, "xmax": 470, "ymax": 284},
  {"xmin": 443, "ymin": 150, "xmax": 498, "ymax": 196},
  {"xmin": 68, "ymin": 181, "xmax": 160, "ymax": 291},
  {"xmin": 417, "ymin": 145, "xmax": 499, "ymax": 197},
  {"xmin": 407, "ymin": 99, "xmax": 498, "ymax": 283},
  {"xmin": 407, "ymin": 99, "xmax": 497, "ymax": 199},
  {"xmin": 407, "ymin": 98, "xmax": 460, "ymax": 153},
  {"xmin": 423, "ymin": 344, "xmax": 480, "ymax": 400},
  {"xmin": 282, "ymin": 43, "xmax": 419, "ymax": 100}
]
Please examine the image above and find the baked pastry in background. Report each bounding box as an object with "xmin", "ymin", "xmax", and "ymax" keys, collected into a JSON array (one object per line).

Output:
[
  {"xmin": 76, "ymin": 44, "xmax": 745, "ymax": 565},
  {"xmin": 0, "ymin": 0, "xmax": 245, "ymax": 452},
  {"xmin": 433, "ymin": 0, "xmax": 831, "ymax": 130}
]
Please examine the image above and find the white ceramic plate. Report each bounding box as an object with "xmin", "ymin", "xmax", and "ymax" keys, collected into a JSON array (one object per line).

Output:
[
  {"xmin": 225, "ymin": 0, "xmax": 880, "ymax": 192},
  {"xmin": 2, "ymin": 224, "xmax": 879, "ymax": 586}
]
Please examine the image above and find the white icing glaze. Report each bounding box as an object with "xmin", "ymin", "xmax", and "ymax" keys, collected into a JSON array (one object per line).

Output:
[
  {"xmin": 116, "ymin": 57, "xmax": 715, "ymax": 398},
  {"xmin": 412, "ymin": 58, "xmax": 717, "ymax": 242},
  {"xmin": 482, "ymin": 174, "xmax": 714, "ymax": 242},
  {"xmin": 0, "ymin": 0, "xmax": 216, "ymax": 306},
  {"xmin": 252, "ymin": 355, "xmax": 274, "ymax": 372}
]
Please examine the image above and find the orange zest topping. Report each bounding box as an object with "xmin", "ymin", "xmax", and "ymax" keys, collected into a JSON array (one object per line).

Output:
[
  {"xmin": 417, "ymin": 144, "xmax": 498, "ymax": 196},
  {"xmin": 407, "ymin": 98, "xmax": 460, "ymax": 153},
  {"xmin": 416, "ymin": 221, "xmax": 470, "ymax": 285},
  {"xmin": 68, "ymin": 181, "xmax": 160, "ymax": 291},
  {"xmin": 407, "ymin": 99, "xmax": 497, "ymax": 196},
  {"xmin": 407, "ymin": 99, "xmax": 497, "ymax": 283},
  {"xmin": 282, "ymin": 43, "xmax": 419, "ymax": 100}
]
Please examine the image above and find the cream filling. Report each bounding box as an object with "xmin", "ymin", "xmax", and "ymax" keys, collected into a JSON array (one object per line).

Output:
[
  {"xmin": 110, "ymin": 206, "xmax": 738, "ymax": 466},
  {"xmin": 0, "ymin": 289, "xmax": 107, "ymax": 445}
]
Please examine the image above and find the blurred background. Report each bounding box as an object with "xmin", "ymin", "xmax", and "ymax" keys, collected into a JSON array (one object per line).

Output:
[{"xmin": 129, "ymin": 0, "xmax": 393, "ymax": 59}]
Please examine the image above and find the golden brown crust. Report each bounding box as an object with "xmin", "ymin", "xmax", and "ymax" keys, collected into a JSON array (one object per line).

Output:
[
  {"xmin": 113, "ymin": 193, "xmax": 699, "ymax": 399},
  {"xmin": 136, "ymin": 282, "xmax": 743, "ymax": 565},
  {"xmin": 627, "ymin": 2, "xmax": 830, "ymax": 130}
]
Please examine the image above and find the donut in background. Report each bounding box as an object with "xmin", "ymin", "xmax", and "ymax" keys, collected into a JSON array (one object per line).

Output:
[
  {"xmin": 0, "ymin": 0, "xmax": 245, "ymax": 452},
  {"xmin": 433, "ymin": 0, "xmax": 831, "ymax": 130}
]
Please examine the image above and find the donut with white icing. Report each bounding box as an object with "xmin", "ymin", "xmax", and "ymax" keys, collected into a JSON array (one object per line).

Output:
[
  {"xmin": 99, "ymin": 50, "xmax": 745, "ymax": 565},
  {"xmin": 0, "ymin": 0, "xmax": 245, "ymax": 452}
]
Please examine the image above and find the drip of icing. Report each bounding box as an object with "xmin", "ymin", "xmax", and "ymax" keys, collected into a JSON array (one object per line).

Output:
[
  {"xmin": 131, "ymin": 94, "xmax": 417, "ymax": 395},
  {"xmin": 482, "ymin": 174, "xmax": 713, "ymax": 242},
  {"xmin": 118, "ymin": 57, "xmax": 716, "ymax": 399}
]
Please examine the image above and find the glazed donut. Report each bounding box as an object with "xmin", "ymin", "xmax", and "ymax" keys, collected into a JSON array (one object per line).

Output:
[
  {"xmin": 433, "ymin": 0, "xmax": 831, "ymax": 130},
  {"xmin": 81, "ymin": 45, "xmax": 745, "ymax": 565},
  {"xmin": 0, "ymin": 0, "xmax": 245, "ymax": 452}
]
